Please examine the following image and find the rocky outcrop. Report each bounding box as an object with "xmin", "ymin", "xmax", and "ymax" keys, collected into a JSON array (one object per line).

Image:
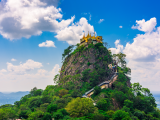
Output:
[
  {"xmin": 59, "ymin": 45, "xmax": 114, "ymax": 85},
  {"xmin": 59, "ymin": 44, "xmax": 131, "ymax": 89}
]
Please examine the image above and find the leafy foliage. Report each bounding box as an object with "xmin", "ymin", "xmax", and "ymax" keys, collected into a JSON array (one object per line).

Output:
[
  {"xmin": 65, "ymin": 97, "xmax": 96, "ymax": 117},
  {"xmin": 0, "ymin": 42, "xmax": 160, "ymax": 120},
  {"xmin": 62, "ymin": 45, "xmax": 74, "ymax": 60}
]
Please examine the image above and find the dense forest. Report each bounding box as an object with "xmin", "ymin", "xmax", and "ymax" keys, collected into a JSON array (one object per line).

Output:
[{"xmin": 0, "ymin": 42, "xmax": 160, "ymax": 120}]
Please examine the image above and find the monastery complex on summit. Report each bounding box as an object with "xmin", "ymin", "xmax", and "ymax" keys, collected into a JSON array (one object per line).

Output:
[{"xmin": 80, "ymin": 32, "xmax": 103, "ymax": 45}]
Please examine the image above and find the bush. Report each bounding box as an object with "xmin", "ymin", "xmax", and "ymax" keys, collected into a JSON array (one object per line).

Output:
[
  {"xmin": 65, "ymin": 97, "xmax": 96, "ymax": 117},
  {"xmin": 106, "ymin": 110, "xmax": 115, "ymax": 118},
  {"xmin": 52, "ymin": 112, "xmax": 63, "ymax": 120},
  {"xmin": 124, "ymin": 99, "xmax": 133, "ymax": 112},
  {"xmin": 93, "ymin": 113, "xmax": 105, "ymax": 120},
  {"xmin": 94, "ymin": 86, "xmax": 101, "ymax": 96},
  {"xmin": 47, "ymin": 104, "xmax": 57, "ymax": 113},
  {"xmin": 82, "ymin": 69, "xmax": 90, "ymax": 81},
  {"xmin": 96, "ymin": 98, "xmax": 109, "ymax": 111},
  {"xmin": 112, "ymin": 91, "xmax": 128, "ymax": 107},
  {"xmin": 59, "ymin": 89, "xmax": 68, "ymax": 97},
  {"xmin": 134, "ymin": 110, "xmax": 144, "ymax": 120},
  {"xmin": 28, "ymin": 110, "xmax": 44, "ymax": 120},
  {"xmin": 87, "ymin": 62, "xmax": 91, "ymax": 66},
  {"xmin": 42, "ymin": 112, "xmax": 52, "ymax": 120},
  {"xmin": 52, "ymin": 109, "xmax": 68, "ymax": 120},
  {"xmin": 112, "ymin": 110, "xmax": 131, "ymax": 120}
]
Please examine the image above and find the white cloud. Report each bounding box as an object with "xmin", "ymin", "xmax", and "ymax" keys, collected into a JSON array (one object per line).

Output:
[
  {"xmin": 98, "ymin": 19, "xmax": 104, "ymax": 24},
  {"xmin": 39, "ymin": 40, "xmax": 56, "ymax": 47},
  {"xmin": 0, "ymin": 0, "xmax": 95, "ymax": 45},
  {"xmin": 11, "ymin": 58, "xmax": 17, "ymax": 61},
  {"xmin": 131, "ymin": 17, "xmax": 157, "ymax": 33},
  {"xmin": 124, "ymin": 20, "xmax": 160, "ymax": 62},
  {"xmin": 47, "ymin": 63, "xmax": 49, "ymax": 65},
  {"xmin": 0, "ymin": 0, "xmax": 65, "ymax": 40},
  {"xmin": 7, "ymin": 59, "xmax": 42, "ymax": 74},
  {"xmin": 0, "ymin": 69, "xmax": 7, "ymax": 73},
  {"xmin": 51, "ymin": 64, "xmax": 60, "ymax": 74},
  {"xmin": 109, "ymin": 39, "xmax": 124, "ymax": 54},
  {"xmin": 37, "ymin": 69, "xmax": 48, "ymax": 75},
  {"xmin": 55, "ymin": 17, "xmax": 94, "ymax": 45},
  {"xmin": 109, "ymin": 17, "xmax": 160, "ymax": 91},
  {"xmin": 0, "ymin": 63, "xmax": 60, "ymax": 92},
  {"xmin": 119, "ymin": 26, "xmax": 123, "ymax": 28}
]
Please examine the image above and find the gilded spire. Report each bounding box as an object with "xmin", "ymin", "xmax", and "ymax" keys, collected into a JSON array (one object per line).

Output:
[{"xmin": 87, "ymin": 31, "xmax": 89, "ymax": 37}]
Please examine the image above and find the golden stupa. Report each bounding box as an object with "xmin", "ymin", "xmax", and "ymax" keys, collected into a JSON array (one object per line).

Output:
[{"xmin": 80, "ymin": 32, "xmax": 103, "ymax": 45}]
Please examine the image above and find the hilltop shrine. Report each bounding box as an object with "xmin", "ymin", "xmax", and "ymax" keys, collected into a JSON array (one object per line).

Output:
[{"xmin": 80, "ymin": 32, "xmax": 103, "ymax": 45}]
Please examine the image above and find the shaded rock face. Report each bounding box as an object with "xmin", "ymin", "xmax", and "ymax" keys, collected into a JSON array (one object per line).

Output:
[{"xmin": 59, "ymin": 45, "xmax": 114, "ymax": 85}]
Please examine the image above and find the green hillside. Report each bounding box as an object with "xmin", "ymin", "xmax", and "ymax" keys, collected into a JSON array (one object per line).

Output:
[{"xmin": 0, "ymin": 42, "xmax": 160, "ymax": 120}]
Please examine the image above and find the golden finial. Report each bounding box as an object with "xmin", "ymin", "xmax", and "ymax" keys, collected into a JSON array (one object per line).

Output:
[{"xmin": 87, "ymin": 31, "xmax": 89, "ymax": 37}]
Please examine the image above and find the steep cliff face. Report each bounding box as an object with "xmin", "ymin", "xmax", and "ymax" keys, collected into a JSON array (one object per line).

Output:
[{"xmin": 59, "ymin": 43, "xmax": 115, "ymax": 88}]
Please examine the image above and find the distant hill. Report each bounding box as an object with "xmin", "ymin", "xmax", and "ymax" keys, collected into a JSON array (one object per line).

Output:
[{"xmin": 0, "ymin": 91, "xmax": 29, "ymax": 106}]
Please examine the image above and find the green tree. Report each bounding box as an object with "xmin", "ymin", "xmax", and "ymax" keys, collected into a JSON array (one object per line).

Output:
[
  {"xmin": 96, "ymin": 98, "xmax": 109, "ymax": 111},
  {"xmin": 30, "ymin": 87, "xmax": 38, "ymax": 96},
  {"xmin": 59, "ymin": 89, "xmax": 68, "ymax": 97},
  {"xmin": 112, "ymin": 91, "xmax": 128, "ymax": 107},
  {"xmin": 112, "ymin": 110, "xmax": 131, "ymax": 120},
  {"xmin": 41, "ymin": 95, "xmax": 52, "ymax": 104},
  {"xmin": 124, "ymin": 99, "xmax": 133, "ymax": 112},
  {"xmin": 28, "ymin": 96, "xmax": 42, "ymax": 111},
  {"xmin": 0, "ymin": 108, "xmax": 17, "ymax": 120},
  {"xmin": 94, "ymin": 86, "xmax": 101, "ymax": 96},
  {"xmin": 28, "ymin": 110, "xmax": 44, "ymax": 120},
  {"xmin": 112, "ymin": 52, "xmax": 126, "ymax": 68},
  {"xmin": 106, "ymin": 110, "xmax": 115, "ymax": 118},
  {"xmin": 65, "ymin": 97, "xmax": 96, "ymax": 117},
  {"xmin": 42, "ymin": 112, "xmax": 52, "ymax": 120},
  {"xmin": 53, "ymin": 74, "xmax": 60, "ymax": 84},
  {"xmin": 62, "ymin": 45, "xmax": 74, "ymax": 60},
  {"xmin": 47, "ymin": 104, "xmax": 57, "ymax": 113},
  {"xmin": 133, "ymin": 109, "xmax": 145, "ymax": 120},
  {"xmin": 132, "ymin": 83, "xmax": 142, "ymax": 96},
  {"xmin": 52, "ymin": 109, "xmax": 68, "ymax": 120}
]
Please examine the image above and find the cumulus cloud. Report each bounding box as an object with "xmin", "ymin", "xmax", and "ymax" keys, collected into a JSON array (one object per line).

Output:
[
  {"xmin": 51, "ymin": 64, "xmax": 60, "ymax": 74},
  {"xmin": 11, "ymin": 58, "xmax": 17, "ymax": 61},
  {"xmin": 98, "ymin": 19, "xmax": 104, "ymax": 24},
  {"xmin": 0, "ymin": 63, "xmax": 60, "ymax": 92},
  {"xmin": 109, "ymin": 17, "xmax": 160, "ymax": 91},
  {"xmin": 124, "ymin": 18, "xmax": 160, "ymax": 62},
  {"xmin": 55, "ymin": 17, "xmax": 94, "ymax": 45},
  {"xmin": 119, "ymin": 26, "xmax": 123, "ymax": 28},
  {"xmin": 7, "ymin": 59, "xmax": 42, "ymax": 74},
  {"xmin": 0, "ymin": 0, "xmax": 94, "ymax": 45},
  {"xmin": 0, "ymin": 69, "xmax": 7, "ymax": 73},
  {"xmin": 131, "ymin": 17, "xmax": 157, "ymax": 33},
  {"xmin": 39, "ymin": 40, "xmax": 56, "ymax": 47},
  {"xmin": 0, "ymin": 0, "xmax": 65, "ymax": 39},
  {"xmin": 109, "ymin": 39, "xmax": 124, "ymax": 54}
]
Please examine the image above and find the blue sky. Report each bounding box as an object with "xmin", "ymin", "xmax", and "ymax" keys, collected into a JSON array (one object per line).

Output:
[{"xmin": 0, "ymin": 0, "xmax": 160, "ymax": 92}]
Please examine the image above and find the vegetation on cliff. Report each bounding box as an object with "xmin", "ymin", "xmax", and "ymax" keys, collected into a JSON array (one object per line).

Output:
[{"xmin": 0, "ymin": 42, "xmax": 160, "ymax": 120}]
